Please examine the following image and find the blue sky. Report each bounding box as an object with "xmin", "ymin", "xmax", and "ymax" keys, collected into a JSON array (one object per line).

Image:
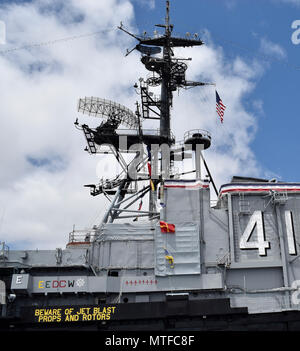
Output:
[{"xmin": 132, "ymin": 0, "xmax": 300, "ymax": 182}]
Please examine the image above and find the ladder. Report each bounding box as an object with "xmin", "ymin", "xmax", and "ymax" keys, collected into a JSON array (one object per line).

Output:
[{"xmin": 82, "ymin": 125, "xmax": 97, "ymax": 154}]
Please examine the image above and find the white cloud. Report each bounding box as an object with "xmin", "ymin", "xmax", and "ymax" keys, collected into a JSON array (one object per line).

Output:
[
  {"xmin": 0, "ymin": 0, "xmax": 268, "ymax": 249},
  {"xmin": 224, "ymin": 0, "xmax": 237, "ymax": 10},
  {"xmin": 171, "ymin": 42, "xmax": 264, "ymax": 191},
  {"xmin": 132, "ymin": 0, "xmax": 155, "ymax": 9},
  {"xmin": 252, "ymin": 99, "xmax": 264, "ymax": 116},
  {"xmin": 259, "ymin": 37, "xmax": 287, "ymax": 60},
  {"xmin": 274, "ymin": 0, "xmax": 300, "ymax": 6},
  {"xmin": 0, "ymin": 0, "xmax": 143, "ymax": 249}
]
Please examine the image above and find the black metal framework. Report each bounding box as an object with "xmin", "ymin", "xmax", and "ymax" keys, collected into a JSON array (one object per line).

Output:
[
  {"xmin": 78, "ymin": 97, "xmax": 139, "ymax": 129},
  {"xmin": 118, "ymin": 1, "xmax": 214, "ymax": 141},
  {"xmin": 74, "ymin": 1, "xmax": 216, "ymax": 224}
]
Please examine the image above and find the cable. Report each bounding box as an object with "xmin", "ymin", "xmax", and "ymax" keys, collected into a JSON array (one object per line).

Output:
[
  {"xmin": 2, "ymin": 21, "xmax": 298, "ymax": 72},
  {"xmin": 0, "ymin": 29, "xmax": 114, "ymax": 55}
]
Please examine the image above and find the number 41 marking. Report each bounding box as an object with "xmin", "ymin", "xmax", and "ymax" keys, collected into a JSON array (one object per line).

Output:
[{"xmin": 239, "ymin": 210, "xmax": 297, "ymax": 256}]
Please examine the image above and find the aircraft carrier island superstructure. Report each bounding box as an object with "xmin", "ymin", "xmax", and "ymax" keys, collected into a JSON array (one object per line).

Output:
[{"xmin": 1, "ymin": 2, "xmax": 300, "ymax": 331}]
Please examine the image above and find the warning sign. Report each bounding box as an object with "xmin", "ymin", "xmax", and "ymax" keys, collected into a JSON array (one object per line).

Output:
[{"xmin": 27, "ymin": 305, "xmax": 117, "ymax": 323}]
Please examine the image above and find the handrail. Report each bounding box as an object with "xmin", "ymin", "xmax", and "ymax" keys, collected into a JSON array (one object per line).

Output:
[
  {"xmin": 184, "ymin": 129, "xmax": 211, "ymax": 141},
  {"xmin": 68, "ymin": 230, "xmax": 97, "ymax": 244}
]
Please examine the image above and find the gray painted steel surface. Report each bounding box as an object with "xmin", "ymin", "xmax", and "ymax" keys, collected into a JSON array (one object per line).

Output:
[
  {"xmin": 3, "ymin": 179, "xmax": 300, "ymax": 316},
  {"xmin": 1, "ymin": 2, "xmax": 300, "ymax": 328}
]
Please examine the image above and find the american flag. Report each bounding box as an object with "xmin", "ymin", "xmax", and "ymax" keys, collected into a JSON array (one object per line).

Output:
[
  {"xmin": 216, "ymin": 91, "xmax": 226, "ymax": 123},
  {"xmin": 133, "ymin": 199, "xmax": 143, "ymax": 222}
]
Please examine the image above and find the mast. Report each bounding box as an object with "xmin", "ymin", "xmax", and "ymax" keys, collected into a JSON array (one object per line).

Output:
[
  {"xmin": 160, "ymin": 0, "xmax": 172, "ymax": 139},
  {"xmin": 75, "ymin": 1, "xmax": 216, "ymax": 225},
  {"xmin": 119, "ymin": 0, "xmax": 207, "ymax": 148}
]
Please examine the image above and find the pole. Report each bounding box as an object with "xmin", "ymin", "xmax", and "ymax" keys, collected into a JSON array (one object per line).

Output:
[{"xmin": 160, "ymin": 0, "xmax": 172, "ymax": 141}]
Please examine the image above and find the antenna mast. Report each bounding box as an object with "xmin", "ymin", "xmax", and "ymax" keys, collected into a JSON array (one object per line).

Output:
[
  {"xmin": 75, "ymin": 1, "xmax": 216, "ymax": 225},
  {"xmin": 160, "ymin": 0, "xmax": 172, "ymax": 140},
  {"xmin": 118, "ymin": 1, "xmax": 212, "ymax": 145}
]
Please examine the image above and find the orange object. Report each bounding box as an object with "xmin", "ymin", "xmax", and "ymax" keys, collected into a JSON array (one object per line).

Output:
[{"xmin": 160, "ymin": 221, "xmax": 175, "ymax": 233}]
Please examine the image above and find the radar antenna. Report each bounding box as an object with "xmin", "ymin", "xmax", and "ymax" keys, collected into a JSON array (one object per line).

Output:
[
  {"xmin": 75, "ymin": 0, "xmax": 218, "ymax": 226},
  {"xmin": 78, "ymin": 97, "xmax": 139, "ymax": 129},
  {"xmin": 118, "ymin": 0, "xmax": 214, "ymax": 141}
]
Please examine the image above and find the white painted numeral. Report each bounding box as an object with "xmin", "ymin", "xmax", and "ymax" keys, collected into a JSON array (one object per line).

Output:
[
  {"xmin": 285, "ymin": 211, "xmax": 297, "ymax": 255},
  {"xmin": 239, "ymin": 211, "xmax": 270, "ymax": 256}
]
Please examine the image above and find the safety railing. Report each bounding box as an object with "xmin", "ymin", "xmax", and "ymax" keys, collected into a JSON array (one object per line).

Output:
[
  {"xmin": 67, "ymin": 229, "xmax": 98, "ymax": 246},
  {"xmin": 184, "ymin": 129, "xmax": 211, "ymax": 142}
]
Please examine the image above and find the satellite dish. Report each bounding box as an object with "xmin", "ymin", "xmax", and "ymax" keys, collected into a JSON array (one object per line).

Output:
[
  {"xmin": 136, "ymin": 44, "xmax": 161, "ymax": 56},
  {"xmin": 78, "ymin": 97, "xmax": 139, "ymax": 129}
]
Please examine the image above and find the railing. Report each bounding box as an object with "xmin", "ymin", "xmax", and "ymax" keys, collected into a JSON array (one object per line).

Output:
[
  {"xmin": 67, "ymin": 229, "xmax": 98, "ymax": 245},
  {"xmin": 183, "ymin": 129, "xmax": 211, "ymax": 142},
  {"xmin": 117, "ymin": 128, "xmax": 175, "ymax": 140},
  {"xmin": 0, "ymin": 242, "xmax": 9, "ymax": 260}
]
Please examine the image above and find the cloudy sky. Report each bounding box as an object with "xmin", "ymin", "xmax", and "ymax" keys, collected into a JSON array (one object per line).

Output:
[{"xmin": 0, "ymin": 0, "xmax": 299, "ymax": 249}]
